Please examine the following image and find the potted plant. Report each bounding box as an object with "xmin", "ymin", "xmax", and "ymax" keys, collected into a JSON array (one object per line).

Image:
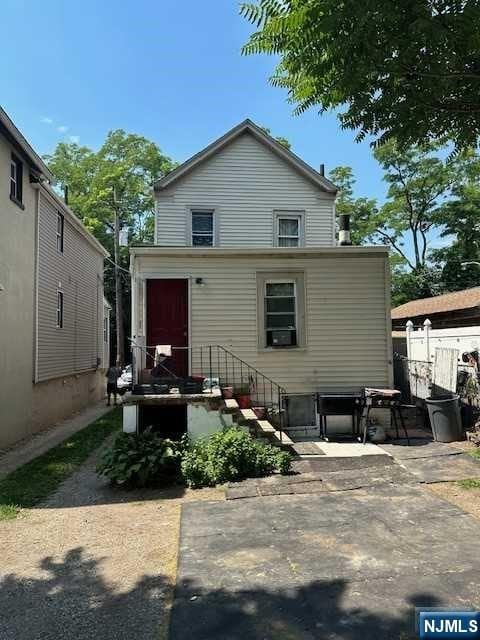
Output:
[
  {"xmin": 234, "ymin": 384, "xmax": 251, "ymax": 409},
  {"xmin": 253, "ymin": 406, "xmax": 266, "ymax": 419},
  {"xmin": 221, "ymin": 386, "xmax": 234, "ymax": 399}
]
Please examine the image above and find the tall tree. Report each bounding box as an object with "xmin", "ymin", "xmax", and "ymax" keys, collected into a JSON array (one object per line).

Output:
[
  {"xmin": 329, "ymin": 141, "xmax": 470, "ymax": 302},
  {"xmin": 259, "ymin": 126, "xmax": 291, "ymax": 149},
  {"xmin": 241, "ymin": 1, "xmax": 480, "ymax": 150},
  {"xmin": 431, "ymin": 151, "xmax": 480, "ymax": 291},
  {"xmin": 328, "ymin": 166, "xmax": 378, "ymax": 245},
  {"xmin": 45, "ymin": 131, "xmax": 175, "ymax": 365}
]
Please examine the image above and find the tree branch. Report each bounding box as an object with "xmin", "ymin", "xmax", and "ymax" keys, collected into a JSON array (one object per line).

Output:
[{"xmin": 375, "ymin": 228, "xmax": 415, "ymax": 270}]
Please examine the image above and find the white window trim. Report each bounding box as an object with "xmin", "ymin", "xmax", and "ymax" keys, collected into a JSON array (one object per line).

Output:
[
  {"xmin": 56, "ymin": 290, "xmax": 64, "ymax": 329},
  {"xmin": 256, "ymin": 271, "xmax": 306, "ymax": 350},
  {"xmin": 187, "ymin": 207, "xmax": 219, "ymax": 247},
  {"xmin": 265, "ymin": 279, "xmax": 298, "ymax": 339},
  {"xmin": 273, "ymin": 211, "xmax": 305, "ymax": 247}
]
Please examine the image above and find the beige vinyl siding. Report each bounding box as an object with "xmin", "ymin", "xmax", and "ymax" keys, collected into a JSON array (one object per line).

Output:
[
  {"xmin": 134, "ymin": 251, "xmax": 390, "ymax": 392},
  {"xmin": 155, "ymin": 133, "xmax": 335, "ymax": 248},
  {"xmin": 36, "ymin": 191, "xmax": 104, "ymax": 382}
]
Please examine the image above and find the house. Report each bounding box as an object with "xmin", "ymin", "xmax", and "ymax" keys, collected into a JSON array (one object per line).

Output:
[
  {"xmin": 392, "ymin": 287, "xmax": 480, "ymax": 330},
  {"xmin": 128, "ymin": 120, "xmax": 392, "ymax": 438},
  {"xmin": 0, "ymin": 106, "xmax": 109, "ymax": 449}
]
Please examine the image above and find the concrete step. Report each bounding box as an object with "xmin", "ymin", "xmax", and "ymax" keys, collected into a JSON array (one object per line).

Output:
[
  {"xmin": 222, "ymin": 398, "xmax": 239, "ymax": 412},
  {"xmin": 240, "ymin": 408, "xmax": 258, "ymax": 422},
  {"xmin": 256, "ymin": 420, "xmax": 275, "ymax": 434}
]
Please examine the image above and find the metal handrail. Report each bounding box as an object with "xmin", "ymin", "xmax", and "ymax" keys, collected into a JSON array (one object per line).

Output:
[{"xmin": 130, "ymin": 341, "xmax": 287, "ymax": 440}]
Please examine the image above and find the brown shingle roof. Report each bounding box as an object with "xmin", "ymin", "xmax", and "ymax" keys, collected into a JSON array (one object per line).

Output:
[{"xmin": 391, "ymin": 287, "xmax": 480, "ymax": 319}]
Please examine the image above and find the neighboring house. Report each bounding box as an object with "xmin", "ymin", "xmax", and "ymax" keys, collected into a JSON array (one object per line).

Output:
[
  {"xmin": 129, "ymin": 120, "xmax": 392, "ymax": 435},
  {"xmin": 0, "ymin": 107, "xmax": 109, "ymax": 449},
  {"xmin": 392, "ymin": 287, "xmax": 480, "ymax": 330}
]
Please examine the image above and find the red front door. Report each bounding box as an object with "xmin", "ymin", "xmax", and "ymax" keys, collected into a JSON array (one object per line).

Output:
[{"xmin": 146, "ymin": 279, "xmax": 189, "ymax": 377}]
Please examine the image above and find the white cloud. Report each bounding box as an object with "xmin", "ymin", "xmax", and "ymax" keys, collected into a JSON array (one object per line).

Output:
[
  {"xmin": 68, "ymin": 135, "xmax": 80, "ymax": 144},
  {"xmin": 41, "ymin": 116, "xmax": 53, "ymax": 125},
  {"xmin": 57, "ymin": 125, "xmax": 69, "ymax": 133}
]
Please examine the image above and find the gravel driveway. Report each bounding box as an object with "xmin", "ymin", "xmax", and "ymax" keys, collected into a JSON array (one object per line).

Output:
[{"xmin": 0, "ymin": 443, "xmax": 223, "ymax": 640}]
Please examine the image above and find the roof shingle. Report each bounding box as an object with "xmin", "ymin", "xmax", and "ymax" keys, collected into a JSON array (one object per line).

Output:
[{"xmin": 391, "ymin": 287, "xmax": 480, "ymax": 319}]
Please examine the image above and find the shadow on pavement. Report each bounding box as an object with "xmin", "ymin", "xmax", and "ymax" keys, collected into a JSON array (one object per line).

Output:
[{"xmin": 0, "ymin": 546, "xmax": 441, "ymax": 640}]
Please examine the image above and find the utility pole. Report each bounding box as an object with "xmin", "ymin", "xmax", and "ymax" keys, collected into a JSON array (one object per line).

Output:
[{"xmin": 112, "ymin": 186, "xmax": 125, "ymax": 367}]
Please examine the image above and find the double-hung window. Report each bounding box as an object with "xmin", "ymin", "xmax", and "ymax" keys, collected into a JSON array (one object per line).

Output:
[
  {"xmin": 56, "ymin": 212, "xmax": 64, "ymax": 253},
  {"xmin": 265, "ymin": 281, "xmax": 297, "ymax": 347},
  {"xmin": 275, "ymin": 212, "xmax": 304, "ymax": 247},
  {"xmin": 56, "ymin": 291, "xmax": 64, "ymax": 329},
  {"xmin": 10, "ymin": 154, "xmax": 23, "ymax": 205},
  {"xmin": 191, "ymin": 210, "xmax": 215, "ymax": 246}
]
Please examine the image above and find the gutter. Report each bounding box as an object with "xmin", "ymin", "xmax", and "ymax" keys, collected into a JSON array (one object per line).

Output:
[{"xmin": 130, "ymin": 245, "xmax": 389, "ymax": 258}]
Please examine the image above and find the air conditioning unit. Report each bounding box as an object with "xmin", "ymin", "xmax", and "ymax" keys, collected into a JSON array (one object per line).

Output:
[{"xmin": 271, "ymin": 330, "xmax": 294, "ymax": 346}]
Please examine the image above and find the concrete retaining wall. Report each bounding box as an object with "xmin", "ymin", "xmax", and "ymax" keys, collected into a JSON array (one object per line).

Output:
[{"xmin": 32, "ymin": 370, "xmax": 105, "ymax": 433}]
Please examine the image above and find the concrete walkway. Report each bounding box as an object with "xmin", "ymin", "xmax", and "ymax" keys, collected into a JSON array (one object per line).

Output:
[{"xmin": 0, "ymin": 402, "xmax": 112, "ymax": 478}]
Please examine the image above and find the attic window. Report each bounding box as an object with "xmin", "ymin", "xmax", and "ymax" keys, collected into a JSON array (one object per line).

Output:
[
  {"xmin": 191, "ymin": 210, "xmax": 215, "ymax": 247},
  {"xmin": 274, "ymin": 212, "xmax": 304, "ymax": 247}
]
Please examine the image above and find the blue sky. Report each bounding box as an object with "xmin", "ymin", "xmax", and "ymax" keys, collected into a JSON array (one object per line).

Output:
[{"xmin": 1, "ymin": 0, "xmax": 388, "ymax": 202}]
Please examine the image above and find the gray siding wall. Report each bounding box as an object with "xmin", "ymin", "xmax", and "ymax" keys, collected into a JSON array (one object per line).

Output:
[
  {"xmin": 36, "ymin": 191, "xmax": 104, "ymax": 382},
  {"xmin": 0, "ymin": 134, "xmax": 36, "ymax": 446},
  {"xmin": 155, "ymin": 133, "xmax": 335, "ymax": 247},
  {"xmin": 133, "ymin": 251, "xmax": 391, "ymax": 393}
]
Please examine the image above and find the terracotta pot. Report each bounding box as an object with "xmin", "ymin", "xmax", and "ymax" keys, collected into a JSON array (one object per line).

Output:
[
  {"xmin": 253, "ymin": 406, "xmax": 266, "ymax": 419},
  {"xmin": 222, "ymin": 386, "xmax": 234, "ymax": 399},
  {"xmin": 236, "ymin": 393, "xmax": 251, "ymax": 409}
]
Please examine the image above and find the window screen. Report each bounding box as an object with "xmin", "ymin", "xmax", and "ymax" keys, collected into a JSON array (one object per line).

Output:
[{"xmin": 192, "ymin": 211, "xmax": 214, "ymax": 246}]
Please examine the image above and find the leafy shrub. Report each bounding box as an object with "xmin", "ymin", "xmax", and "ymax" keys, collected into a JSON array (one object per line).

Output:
[
  {"xmin": 97, "ymin": 431, "xmax": 182, "ymax": 488},
  {"xmin": 181, "ymin": 427, "xmax": 292, "ymax": 488}
]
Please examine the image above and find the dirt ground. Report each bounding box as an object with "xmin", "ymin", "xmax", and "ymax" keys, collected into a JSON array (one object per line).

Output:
[
  {"xmin": 426, "ymin": 441, "xmax": 480, "ymax": 519},
  {"xmin": 0, "ymin": 441, "xmax": 224, "ymax": 640},
  {"xmin": 428, "ymin": 481, "xmax": 480, "ymax": 519}
]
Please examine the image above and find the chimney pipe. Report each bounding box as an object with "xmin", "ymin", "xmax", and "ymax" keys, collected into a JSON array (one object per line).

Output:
[
  {"xmin": 339, "ymin": 214, "xmax": 352, "ymax": 246},
  {"xmin": 319, "ymin": 163, "xmax": 325, "ymax": 176}
]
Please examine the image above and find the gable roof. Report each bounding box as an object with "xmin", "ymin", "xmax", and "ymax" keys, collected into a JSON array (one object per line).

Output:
[
  {"xmin": 154, "ymin": 119, "xmax": 338, "ymax": 194},
  {"xmin": 0, "ymin": 106, "xmax": 54, "ymax": 182},
  {"xmin": 391, "ymin": 287, "xmax": 480, "ymax": 320}
]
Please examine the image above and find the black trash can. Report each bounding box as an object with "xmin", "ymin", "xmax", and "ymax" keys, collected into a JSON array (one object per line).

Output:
[{"xmin": 425, "ymin": 394, "xmax": 463, "ymax": 442}]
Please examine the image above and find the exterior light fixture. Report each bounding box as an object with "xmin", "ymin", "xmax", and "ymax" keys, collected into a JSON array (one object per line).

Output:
[{"xmin": 195, "ymin": 277, "xmax": 205, "ymax": 286}]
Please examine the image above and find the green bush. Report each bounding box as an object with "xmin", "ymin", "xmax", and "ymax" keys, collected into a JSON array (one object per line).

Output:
[
  {"xmin": 97, "ymin": 431, "xmax": 182, "ymax": 488},
  {"xmin": 181, "ymin": 427, "xmax": 292, "ymax": 488}
]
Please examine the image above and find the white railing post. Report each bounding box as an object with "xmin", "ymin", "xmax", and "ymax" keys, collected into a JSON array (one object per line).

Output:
[
  {"xmin": 406, "ymin": 320, "xmax": 414, "ymax": 360},
  {"xmin": 424, "ymin": 318, "xmax": 432, "ymax": 363}
]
